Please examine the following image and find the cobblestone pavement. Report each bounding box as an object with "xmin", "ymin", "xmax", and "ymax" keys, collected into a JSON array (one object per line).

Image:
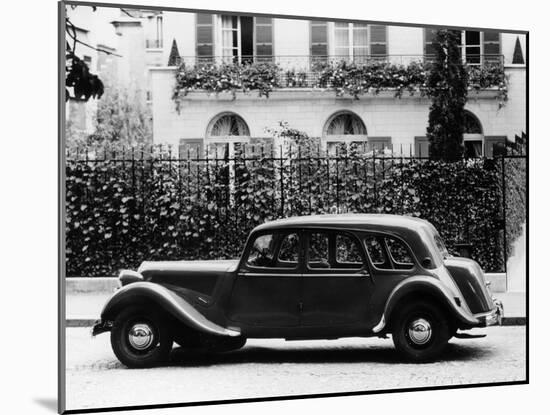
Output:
[{"xmin": 65, "ymin": 326, "xmax": 526, "ymax": 411}]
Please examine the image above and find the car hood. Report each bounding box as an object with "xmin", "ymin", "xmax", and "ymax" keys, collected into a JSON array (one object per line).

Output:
[
  {"xmin": 136, "ymin": 259, "xmax": 240, "ymax": 299},
  {"xmin": 137, "ymin": 259, "xmax": 239, "ymax": 274}
]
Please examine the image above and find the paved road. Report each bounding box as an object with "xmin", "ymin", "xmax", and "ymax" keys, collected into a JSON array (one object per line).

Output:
[{"xmin": 65, "ymin": 326, "xmax": 526, "ymax": 411}]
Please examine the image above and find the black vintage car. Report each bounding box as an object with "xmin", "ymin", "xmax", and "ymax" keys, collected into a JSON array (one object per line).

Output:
[{"xmin": 92, "ymin": 214, "xmax": 503, "ymax": 367}]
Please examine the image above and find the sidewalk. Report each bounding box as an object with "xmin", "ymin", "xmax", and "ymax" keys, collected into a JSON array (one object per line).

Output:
[{"xmin": 65, "ymin": 290, "xmax": 526, "ymax": 327}]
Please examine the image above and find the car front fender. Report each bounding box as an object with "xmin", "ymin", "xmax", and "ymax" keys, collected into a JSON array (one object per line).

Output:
[
  {"xmin": 372, "ymin": 275, "xmax": 480, "ymax": 333},
  {"xmin": 97, "ymin": 282, "xmax": 240, "ymax": 337}
]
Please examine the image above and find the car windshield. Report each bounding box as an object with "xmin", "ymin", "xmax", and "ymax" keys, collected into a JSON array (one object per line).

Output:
[{"xmin": 434, "ymin": 233, "xmax": 450, "ymax": 259}]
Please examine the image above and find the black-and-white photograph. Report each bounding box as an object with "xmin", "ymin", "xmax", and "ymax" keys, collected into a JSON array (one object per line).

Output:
[{"xmin": 60, "ymin": 1, "xmax": 527, "ymax": 412}]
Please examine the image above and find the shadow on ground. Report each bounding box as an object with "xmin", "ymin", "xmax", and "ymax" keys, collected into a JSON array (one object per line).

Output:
[{"xmin": 165, "ymin": 342, "xmax": 494, "ymax": 367}]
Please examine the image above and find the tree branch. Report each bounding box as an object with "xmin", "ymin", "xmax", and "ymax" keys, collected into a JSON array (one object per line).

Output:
[{"xmin": 65, "ymin": 17, "xmax": 123, "ymax": 57}]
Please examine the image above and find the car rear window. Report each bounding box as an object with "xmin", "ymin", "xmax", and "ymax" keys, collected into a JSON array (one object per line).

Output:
[
  {"xmin": 364, "ymin": 234, "xmax": 415, "ymax": 270},
  {"xmin": 386, "ymin": 237, "xmax": 414, "ymax": 268}
]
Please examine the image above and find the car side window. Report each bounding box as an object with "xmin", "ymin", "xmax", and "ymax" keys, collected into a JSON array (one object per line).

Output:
[
  {"xmin": 308, "ymin": 232, "xmax": 330, "ymax": 269},
  {"xmin": 385, "ymin": 237, "xmax": 414, "ymax": 269},
  {"xmin": 364, "ymin": 235, "xmax": 391, "ymax": 269},
  {"xmin": 278, "ymin": 233, "xmax": 299, "ymax": 264},
  {"xmin": 335, "ymin": 234, "xmax": 363, "ymax": 269},
  {"xmin": 246, "ymin": 233, "xmax": 277, "ymax": 267}
]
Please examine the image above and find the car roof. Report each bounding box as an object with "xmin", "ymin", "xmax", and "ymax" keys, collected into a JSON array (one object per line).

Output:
[{"xmin": 253, "ymin": 213, "xmax": 432, "ymax": 234}]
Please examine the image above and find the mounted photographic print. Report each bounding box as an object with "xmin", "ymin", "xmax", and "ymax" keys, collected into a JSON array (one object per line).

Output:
[{"xmin": 59, "ymin": 1, "xmax": 528, "ymax": 413}]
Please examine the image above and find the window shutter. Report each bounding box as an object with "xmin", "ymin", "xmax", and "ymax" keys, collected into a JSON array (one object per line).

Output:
[
  {"xmin": 414, "ymin": 136, "xmax": 430, "ymax": 158},
  {"xmin": 369, "ymin": 25, "xmax": 387, "ymax": 58},
  {"xmin": 424, "ymin": 28, "xmax": 437, "ymax": 60},
  {"xmin": 196, "ymin": 13, "xmax": 214, "ymax": 62},
  {"xmin": 483, "ymin": 31, "xmax": 501, "ymax": 64},
  {"xmin": 254, "ymin": 17, "xmax": 273, "ymax": 60},
  {"xmin": 310, "ymin": 21, "xmax": 328, "ymax": 60}
]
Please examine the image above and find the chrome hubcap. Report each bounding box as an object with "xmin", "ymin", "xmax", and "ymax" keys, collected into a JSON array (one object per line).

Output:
[
  {"xmin": 408, "ymin": 318, "xmax": 432, "ymax": 345},
  {"xmin": 128, "ymin": 323, "xmax": 155, "ymax": 351}
]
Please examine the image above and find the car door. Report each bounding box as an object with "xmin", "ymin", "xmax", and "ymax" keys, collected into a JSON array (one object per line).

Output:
[
  {"xmin": 301, "ymin": 229, "xmax": 374, "ymax": 327},
  {"xmin": 363, "ymin": 232, "xmax": 419, "ymax": 327},
  {"xmin": 227, "ymin": 230, "xmax": 303, "ymax": 328}
]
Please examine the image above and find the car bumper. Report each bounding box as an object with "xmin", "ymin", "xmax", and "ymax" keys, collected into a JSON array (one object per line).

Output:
[{"xmin": 474, "ymin": 298, "xmax": 504, "ymax": 327}]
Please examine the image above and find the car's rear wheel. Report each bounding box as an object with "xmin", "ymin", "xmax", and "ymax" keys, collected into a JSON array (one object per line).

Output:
[
  {"xmin": 391, "ymin": 300, "xmax": 450, "ymax": 362},
  {"xmin": 111, "ymin": 306, "xmax": 173, "ymax": 368}
]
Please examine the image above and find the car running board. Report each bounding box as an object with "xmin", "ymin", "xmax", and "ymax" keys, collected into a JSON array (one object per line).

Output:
[{"xmin": 454, "ymin": 332, "xmax": 487, "ymax": 339}]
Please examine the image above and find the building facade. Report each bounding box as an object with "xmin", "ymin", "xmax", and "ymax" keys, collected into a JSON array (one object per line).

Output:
[
  {"xmin": 135, "ymin": 11, "xmax": 526, "ymax": 158},
  {"xmin": 65, "ymin": 6, "xmax": 161, "ymax": 136}
]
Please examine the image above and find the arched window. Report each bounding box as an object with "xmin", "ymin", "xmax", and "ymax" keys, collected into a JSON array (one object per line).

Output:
[
  {"xmin": 464, "ymin": 111, "xmax": 483, "ymax": 134},
  {"xmin": 206, "ymin": 112, "xmax": 250, "ymax": 157},
  {"xmin": 326, "ymin": 112, "xmax": 367, "ymax": 136},
  {"xmin": 208, "ymin": 113, "xmax": 250, "ymax": 137},
  {"xmin": 323, "ymin": 111, "xmax": 372, "ymax": 154},
  {"xmin": 463, "ymin": 111, "xmax": 484, "ymax": 157}
]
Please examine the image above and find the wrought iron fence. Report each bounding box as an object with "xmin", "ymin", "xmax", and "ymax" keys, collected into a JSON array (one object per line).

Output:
[{"xmin": 65, "ymin": 144, "xmax": 525, "ymax": 277}]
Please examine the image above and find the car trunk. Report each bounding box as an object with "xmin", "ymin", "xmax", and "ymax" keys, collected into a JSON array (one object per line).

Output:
[{"xmin": 444, "ymin": 257, "xmax": 494, "ymax": 314}]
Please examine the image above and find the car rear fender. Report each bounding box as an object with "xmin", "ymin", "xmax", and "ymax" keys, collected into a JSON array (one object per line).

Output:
[
  {"xmin": 98, "ymin": 282, "xmax": 240, "ymax": 337},
  {"xmin": 372, "ymin": 275, "xmax": 479, "ymax": 333}
]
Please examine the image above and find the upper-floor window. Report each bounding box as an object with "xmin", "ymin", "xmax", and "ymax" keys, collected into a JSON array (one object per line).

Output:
[
  {"xmin": 334, "ymin": 22, "xmax": 368, "ymax": 61},
  {"xmin": 424, "ymin": 29, "xmax": 501, "ymax": 65},
  {"xmin": 311, "ymin": 22, "xmax": 387, "ymax": 63},
  {"xmin": 146, "ymin": 15, "xmax": 163, "ymax": 49},
  {"xmin": 310, "ymin": 21, "xmax": 388, "ymax": 62},
  {"xmin": 220, "ymin": 15, "xmax": 273, "ymax": 63}
]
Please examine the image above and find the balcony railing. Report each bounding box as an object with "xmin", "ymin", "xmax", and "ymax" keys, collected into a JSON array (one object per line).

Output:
[
  {"xmin": 180, "ymin": 54, "xmax": 504, "ymax": 67},
  {"xmin": 174, "ymin": 54, "xmax": 505, "ymax": 91}
]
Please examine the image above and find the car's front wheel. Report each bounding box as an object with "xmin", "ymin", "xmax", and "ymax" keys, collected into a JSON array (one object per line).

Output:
[
  {"xmin": 391, "ymin": 300, "xmax": 450, "ymax": 362},
  {"xmin": 110, "ymin": 306, "xmax": 173, "ymax": 368}
]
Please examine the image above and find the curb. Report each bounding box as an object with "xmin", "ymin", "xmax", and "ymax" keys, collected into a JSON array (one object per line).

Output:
[
  {"xmin": 500, "ymin": 317, "xmax": 526, "ymax": 326},
  {"xmin": 66, "ymin": 277, "xmax": 119, "ymax": 294},
  {"xmin": 67, "ymin": 318, "xmax": 97, "ymax": 327}
]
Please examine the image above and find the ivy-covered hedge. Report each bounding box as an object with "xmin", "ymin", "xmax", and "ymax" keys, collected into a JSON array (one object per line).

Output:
[
  {"xmin": 172, "ymin": 60, "xmax": 508, "ymax": 107},
  {"xmin": 501, "ymin": 157, "xmax": 527, "ymax": 258},
  {"xmin": 65, "ymin": 149, "xmax": 524, "ymax": 277}
]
